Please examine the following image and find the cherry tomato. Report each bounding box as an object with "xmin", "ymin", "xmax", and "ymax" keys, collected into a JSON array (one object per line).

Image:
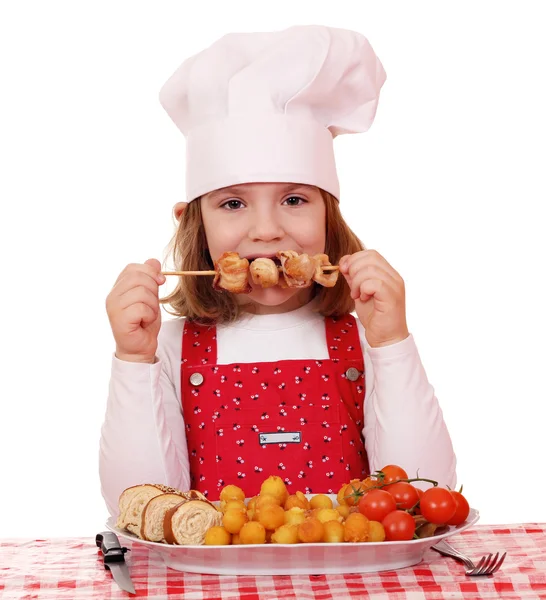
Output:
[
  {"xmin": 386, "ymin": 482, "xmax": 419, "ymax": 510},
  {"xmin": 361, "ymin": 476, "xmax": 382, "ymax": 492},
  {"xmin": 343, "ymin": 480, "xmax": 375, "ymax": 507},
  {"xmin": 358, "ymin": 489, "xmax": 397, "ymax": 521},
  {"xmin": 379, "ymin": 465, "xmax": 408, "ymax": 488},
  {"xmin": 446, "ymin": 491, "xmax": 470, "ymax": 526},
  {"xmin": 420, "ymin": 487, "xmax": 457, "ymax": 525},
  {"xmin": 382, "ymin": 510, "xmax": 416, "ymax": 541}
]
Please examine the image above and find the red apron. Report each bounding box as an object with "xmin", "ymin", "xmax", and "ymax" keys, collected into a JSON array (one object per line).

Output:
[{"xmin": 181, "ymin": 314, "xmax": 369, "ymax": 500}]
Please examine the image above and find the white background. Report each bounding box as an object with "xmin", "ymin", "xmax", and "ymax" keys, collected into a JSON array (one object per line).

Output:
[{"xmin": 1, "ymin": 0, "xmax": 545, "ymax": 538}]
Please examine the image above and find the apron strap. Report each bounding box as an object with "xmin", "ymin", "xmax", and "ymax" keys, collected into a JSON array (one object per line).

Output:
[
  {"xmin": 324, "ymin": 314, "xmax": 363, "ymax": 362},
  {"xmin": 181, "ymin": 319, "xmax": 218, "ymax": 367}
]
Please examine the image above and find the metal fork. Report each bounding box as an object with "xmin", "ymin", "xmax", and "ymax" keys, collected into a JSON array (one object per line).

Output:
[{"xmin": 432, "ymin": 539, "xmax": 506, "ymax": 576}]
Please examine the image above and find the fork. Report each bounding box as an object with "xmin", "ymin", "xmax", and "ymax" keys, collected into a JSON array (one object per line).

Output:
[{"xmin": 432, "ymin": 539, "xmax": 506, "ymax": 576}]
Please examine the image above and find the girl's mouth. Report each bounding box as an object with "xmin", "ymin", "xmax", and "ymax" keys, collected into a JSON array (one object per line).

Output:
[{"xmin": 246, "ymin": 255, "xmax": 282, "ymax": 266}]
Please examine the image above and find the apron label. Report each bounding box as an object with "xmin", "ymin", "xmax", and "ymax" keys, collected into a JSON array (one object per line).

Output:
[{"xmin": 259, "ymin": 431, "xmax": 302, "ymax": 445}]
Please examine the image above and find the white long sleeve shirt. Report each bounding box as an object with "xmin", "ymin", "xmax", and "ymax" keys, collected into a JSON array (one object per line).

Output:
[{"xmin": 99, "ymin": 303, "xmax": 457, "ymax": 517}]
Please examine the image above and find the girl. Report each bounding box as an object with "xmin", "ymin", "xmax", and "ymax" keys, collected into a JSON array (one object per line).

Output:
[{"xmin": 100, "ymin": 25, "xmax": 456, "ymax": 516}]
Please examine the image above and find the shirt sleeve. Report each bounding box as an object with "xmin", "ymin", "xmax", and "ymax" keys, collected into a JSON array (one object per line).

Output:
[
  {"xmin": 358, "ymin": 322, "xmax": 457, "ymax": 489},
  {"xmin": 98, "ymin": 320, "xmax": 190, "ymax": 517}
]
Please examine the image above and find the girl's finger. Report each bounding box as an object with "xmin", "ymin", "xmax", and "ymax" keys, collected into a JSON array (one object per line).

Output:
[
  {"xmin": 115, "ymin": 262, "xmax": 165, "ymax": 286},
  {"xmin": 144, "ymin": 259, "xmax": 166, "ymax": 284},
  {"xmin": 113, "ymin": 270, "xmax": 160, "ymax": 298},
  {"xmin": 349, "ymin": 270, "xmax": 396, "ymax": 303},
  {"xmin": 345, "ymin": 266, "xmax": 399, "ymax": 303},
  {"xmin": 339, "ymin": 255, "xmax": 351, "ymax": 273},
  {"xmin": 345, "ymin": 261, "xmax": 399, "ymax": 289},
  {"xmin": 344, "ymin": 250, "xmax": 403, "ymax": 285},
  {"xmin": 118, "ymin": 287, "xmax": 160, "ymax": 316},
  {"xmin": 357, "ymin": 278, "xmax": 386, "ymax": 303},
  {"xmin": 144, "ymin": 257, "xmax": 162, "ymax": 271},
  {"xmin": 124, "ymin": 303, "xmax": 159, "ymax": 328}
]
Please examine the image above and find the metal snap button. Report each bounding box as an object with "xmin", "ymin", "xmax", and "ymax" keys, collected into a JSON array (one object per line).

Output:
[
  {"xmin": 345, "ymin": 367, "xmax": 361, "ymax": 382},
  {"xmin": 189, "ymin": 372, "xmax": 204, "ymax": 386}
]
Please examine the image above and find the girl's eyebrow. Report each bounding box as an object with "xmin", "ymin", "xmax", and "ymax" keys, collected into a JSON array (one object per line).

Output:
[
  {"xmin": 208, "ymin": 183, "xmax": 311, "ymax": 200},
  {"xmin": 208, "ymin": 186, "xmax": 246, "ymax": 199}
]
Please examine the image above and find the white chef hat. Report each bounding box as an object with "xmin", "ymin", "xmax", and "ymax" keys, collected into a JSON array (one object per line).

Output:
[{"xmin": 159, "ymin": 25, "xmax": 386, "ymax": 202}]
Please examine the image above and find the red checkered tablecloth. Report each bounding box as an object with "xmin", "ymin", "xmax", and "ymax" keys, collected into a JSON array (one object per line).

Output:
[{"xmin": 1, "ymin": 524, "xmax": 545, "ymax": 599}]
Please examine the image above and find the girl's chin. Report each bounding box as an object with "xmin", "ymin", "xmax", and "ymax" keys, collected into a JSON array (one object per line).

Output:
[
  {"xmin": 241, "ymin": 284, "xmax": 312, "ymax": 308},
  {"xmin": 248, "ymin": 285, "xmax": 298, "ymax": 305}
]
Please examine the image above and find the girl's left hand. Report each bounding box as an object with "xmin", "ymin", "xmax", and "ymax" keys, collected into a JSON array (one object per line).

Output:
[{"xmin": 339, "ymin": 250, "xmax": 410, "ymax": 348}]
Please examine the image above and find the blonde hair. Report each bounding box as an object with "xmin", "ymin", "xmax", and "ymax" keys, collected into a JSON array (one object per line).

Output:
[{"xmin": 160, "ymin": 189, "xmax": 365, "ymax": 323}]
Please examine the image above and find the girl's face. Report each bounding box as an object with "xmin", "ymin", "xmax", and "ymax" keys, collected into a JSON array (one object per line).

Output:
[{"xmin": 201, "ymin": 182, "xmax": 326, "ymax": 313}]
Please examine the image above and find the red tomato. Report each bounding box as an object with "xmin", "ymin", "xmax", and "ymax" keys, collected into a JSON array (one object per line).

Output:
[
  {"xmin": 380, "ymin": 465, "xmax": 408, "ymax": 487},
  {"xmin": 382, "ymin": 510, "xmax": 416, "ymax": 541},
  {"xmin": 386, "ymin": 482, "xmax": 419, "ymax": 510},
  {"xmin": 420, "ymin": 487, "xmax": 457, "ymax": 524},
  {"xmin": 446, "ymin": 491, "xmax": 470, "ymax": 526},
  {"xmin": 358, "ymin": 489, "xmax": 397, "ymax": 521}
]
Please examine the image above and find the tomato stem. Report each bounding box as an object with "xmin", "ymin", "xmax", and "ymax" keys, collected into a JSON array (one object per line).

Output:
[
  {"xmin": 343, "ymin": 482, "xmax": 367, "ymax": 504},
  {"xmin": 368, "ymin": 477, "xmax": 438, "ymax": 491},
  {"xmin": 406, "ymin": 499, "xmax": 421, "ymax": 514},
  {"xmin": 405, "ymin": 477, "xmax": 438, "ymax": 486},
  {"xmin": 374, "ymin": 471, "xmax": 386, "ymax": 480}
]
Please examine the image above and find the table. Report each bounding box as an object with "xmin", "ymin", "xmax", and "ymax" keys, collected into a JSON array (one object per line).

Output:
[{"xmin": 1, "ymin": 524, "xmax": 545, "ymax": 599}]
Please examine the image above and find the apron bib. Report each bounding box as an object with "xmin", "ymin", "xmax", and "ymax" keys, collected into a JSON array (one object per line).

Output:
[{"xmin": 181, "ymin": 314, "xmax": 369, "ymax": 500}]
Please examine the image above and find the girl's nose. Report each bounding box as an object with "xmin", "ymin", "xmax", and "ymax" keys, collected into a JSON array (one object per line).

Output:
[{"xmin": 248, "ymin": 214, "xmax": 285, "ymax": 242}]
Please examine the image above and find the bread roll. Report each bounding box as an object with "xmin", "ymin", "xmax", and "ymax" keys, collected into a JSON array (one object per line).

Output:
[
  {"xmin": 140, "ymin": 489, "xmax": 211, "ymax": 541},
  {"xmin": 116, "ymin": 483, "xmax": 182, "ymax": 534},
  {"xmin": 164, "ymin": 499, "xmax": 222, "ymax": 545},
  {"xmin": 140, "ymin": 493, "xmax": 188, "ymax": 542}
]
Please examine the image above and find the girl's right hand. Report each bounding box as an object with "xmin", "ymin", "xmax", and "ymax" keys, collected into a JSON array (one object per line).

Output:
[{"xmin": 106, "ymin": 259, "xmax": 166, "ymax": 363}]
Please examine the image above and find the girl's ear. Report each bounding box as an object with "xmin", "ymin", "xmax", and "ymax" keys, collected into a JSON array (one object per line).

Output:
[{"xmin": 173, "ymin": 201, "xmax": 188, "ymax": 221}]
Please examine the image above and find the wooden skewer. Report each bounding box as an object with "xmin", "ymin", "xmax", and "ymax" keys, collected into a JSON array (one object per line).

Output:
[
  {"xmin": 162, "ymin": 270, "xmax": 217, "ymax": 276},
  {"xmin": 162, "ymin": 265, "xmax": 340, "ymax": 276}
]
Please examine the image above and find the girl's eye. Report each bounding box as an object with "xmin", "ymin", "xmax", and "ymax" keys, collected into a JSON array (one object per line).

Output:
[
  {"xmin": 283, "ymin": 196, "xmax": 307, "ymax": 206},
  {"xmin": 221, "ymin": 199, "xmax": 244, "ymax": 210}
]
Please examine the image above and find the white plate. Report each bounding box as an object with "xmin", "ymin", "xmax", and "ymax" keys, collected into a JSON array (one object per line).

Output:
[{"xmin": 107, "ymin": 507, "xmax": 479, "ymax": 575}]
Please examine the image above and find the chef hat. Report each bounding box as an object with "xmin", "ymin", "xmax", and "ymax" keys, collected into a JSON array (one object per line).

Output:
[{"xmin": 159, "ymin": 25, "xmax": 386, "ymax": 202}]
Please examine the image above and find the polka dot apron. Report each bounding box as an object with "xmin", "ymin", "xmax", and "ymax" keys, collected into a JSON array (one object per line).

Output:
[{"xmin": 181, "ymin": 314, "xmax": 369, "ymax": 500}]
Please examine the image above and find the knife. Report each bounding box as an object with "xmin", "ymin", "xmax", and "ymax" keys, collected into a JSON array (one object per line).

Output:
[{"xmin": 96, "ymin": 531, "xmax": 136, "ymax": 594}]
